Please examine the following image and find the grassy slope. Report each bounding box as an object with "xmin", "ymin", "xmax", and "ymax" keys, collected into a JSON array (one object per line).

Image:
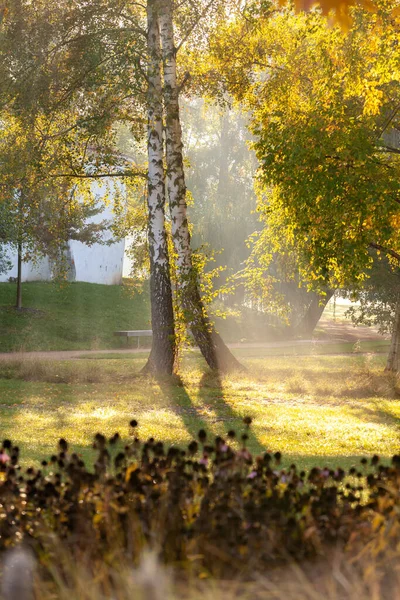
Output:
[
  {"xmin": 1, "ymin": 347, "xmax": 399, "ymax": 470},
  {"xmin": 0, "ymin": 282, "xmax": 370, "ymax": 351},
  {"xmin": 0, "ymin": 281, "xmax": 150, "ymax": 352}
]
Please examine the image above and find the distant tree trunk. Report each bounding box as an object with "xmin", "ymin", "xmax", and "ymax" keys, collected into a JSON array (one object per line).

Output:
[
  {"xmin": 159, "ymin": 0, "xmax": 243, "ymax": 372},
  {"xmin": 143, "ymin": 0, "xmax": 176, "ymax": 376},
  {"xmin": 215, "ymin": 113, "xmax": 230, "ymax": 251},
  {"xmin": 293, "ymin": 290, "xmax": 334, "ymax": 337},
  {"xmin": 64, "ymin": 242, "xmax": 76, "ymax": 282},
  {"xmin": 16, "ymin": 241, "xmax": 22, "ymax": 310},
  {"xmin": 386, "ymin": 294, "xmax": 400, "ymax": 372}
]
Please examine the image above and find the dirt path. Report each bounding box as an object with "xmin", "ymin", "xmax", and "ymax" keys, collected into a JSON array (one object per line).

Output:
[
  {"xmin": 316, "ymin": 319, "xmax": 389, "ymax": 342},
  {"xmin": 0, "ymin": 322, "xmax": 389, "ymax": 361}
]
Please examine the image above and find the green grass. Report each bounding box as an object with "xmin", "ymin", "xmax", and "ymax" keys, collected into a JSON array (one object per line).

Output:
[
  {"xmin": 0, "ymin": 281, "xmax": 376, "ymax": 353},
  {"xmin": 1, "ymin": 348, "xmax": 399, "ymax": 470},
  {"xmin": 0, "ymin": 281, "xmax": 150, "ymax": 352}
]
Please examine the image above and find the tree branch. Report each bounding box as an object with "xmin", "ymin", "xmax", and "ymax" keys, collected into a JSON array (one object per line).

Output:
[
  {"xmin": 178, "ymin": 71, "xmax": 191, "ymax": 92},
  {"xmin": 378, "ymin": 145, "xmax": 400, "ymax": 155},
  {"xmin": 50, "ymin": 170, "xmax": 147, "ymax": 180},
  {"xmin": 370, "ymin": 242, "xmax": 400, "ymax": 263},
  {"xmin": 377, "ymin": 104, "xmax": 400, "ymax": 138},
  {"xmin": 175, "ymin": 0, "xmax": 216, "ymax": 52}
]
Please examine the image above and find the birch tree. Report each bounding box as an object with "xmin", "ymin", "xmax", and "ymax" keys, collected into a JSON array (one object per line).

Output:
[
  {"xmin": 0, "ymin": 0, "xmax": 242, "ymax": 372},
  {"xmin": 144, "ymin": 0, "xmax": 176, "ymax": 374},
  {"xmin": 158, "ymin": 0, "xmax": 242, "ymax": 371}
]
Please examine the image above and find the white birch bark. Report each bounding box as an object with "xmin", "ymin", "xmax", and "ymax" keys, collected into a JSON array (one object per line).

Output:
[
  {"xmin": 158, "ymin": 0, "xmax": 242, "ymax": 371},
  {"xmin": 144, "ymin": 0, "xmax": 176, "ymax": 374}
]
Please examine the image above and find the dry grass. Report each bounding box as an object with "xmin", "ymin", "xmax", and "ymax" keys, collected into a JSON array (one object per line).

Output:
[
  {"xmin": 24, "ymin": 548, "xmax": 400, "ymax": 600},
  {"xmin": 0, "ymin": 354, "xmax": 147, "ymax": 383}
]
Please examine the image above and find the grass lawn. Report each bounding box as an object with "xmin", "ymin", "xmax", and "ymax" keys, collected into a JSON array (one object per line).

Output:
[
  {"xmin": 0, "ymin": 281, "xmax": 150, "ymax": 351},
  {"xmin": 0, "ymin": 281, "xmax": 375, "ymax": 353},
  {"xmin": 1, "ymin": 347, "xmax": 399, "ymax": 470}
]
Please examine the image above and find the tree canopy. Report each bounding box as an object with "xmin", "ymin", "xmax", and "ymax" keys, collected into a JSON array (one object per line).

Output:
[{"xmin": 204, "ymin": 2, "xmax": 400, "ymax": 292}]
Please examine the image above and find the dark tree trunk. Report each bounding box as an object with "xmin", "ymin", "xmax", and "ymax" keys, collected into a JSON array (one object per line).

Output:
[
  {"xmin": 144, "ymin": 264, "xmax": 176, "ymax": 375},
  {"xmin": 16, "ymin": 241, "xmax": 22, "ymax": 310},
  {"xmin": 293, "ymin": 290, "xmax": 334, "ymax": 337},
  {"xmin": 142, "ymin": 0, "xmax": 176, "ymax": 376},
  {"xmin": 181, "ymin": 272, "xmax": 244, "ymax": 371},
  {"xmin": 386, "ymin": 294, "xmax": 400, "ymax": 372}
]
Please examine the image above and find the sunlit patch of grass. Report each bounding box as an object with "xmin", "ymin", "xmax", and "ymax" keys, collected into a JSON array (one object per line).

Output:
[
  {"xmin": 1, "ymin": 349, "xmax": 400, "ymax": 469},
  {"xmin": 137, "ymin": 409, "xmax": 193, "ymax": 444},
  {"xmin": 251, "ymin": 404, "xmax": 397, "ymax": 455}
]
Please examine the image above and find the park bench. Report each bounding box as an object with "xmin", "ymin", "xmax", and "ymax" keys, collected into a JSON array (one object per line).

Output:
[{"xmin": 113, "ymin": 329, "xmax": 153, "ymax": 348}]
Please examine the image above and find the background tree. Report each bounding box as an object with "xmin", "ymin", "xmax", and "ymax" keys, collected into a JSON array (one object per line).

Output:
[
  {"xmin": 183, "ymin": 99, "xmax": 331, "ymax": 337},
  {"xmin": 0, "ymin": 179, "xmax": 110, "ymax": 309},
  {"xmin": 242, "ymin": 210, "xmax": 335, "ymax": 337},
  {"xmin": 345, "ymin": 253, "xmax": 400, "ymax": 335},
  {"xmin": 0, "ymin": 0, "xmax": 148, "ymax": 312},
  {"xmin": 204, "ymin": 1, "xmax": 400, "ymax": 368}
]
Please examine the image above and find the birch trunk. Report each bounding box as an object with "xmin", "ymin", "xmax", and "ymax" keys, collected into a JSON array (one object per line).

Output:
[
  {"xmin": 143, "ymin": 0, "xmax": 176, "ymax": 375},
  {"xmin": 159, "ymin": 0, "xmax": 242, "ymax": 372},
  {"xmin": 386, "ymin": 293, "xmax": 400, "ymax": 372}
]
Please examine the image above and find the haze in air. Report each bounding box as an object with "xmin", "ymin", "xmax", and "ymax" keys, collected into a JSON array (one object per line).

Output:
[{"xmin": 0, "ymin": 0, "xmax": 399, "ymax": 598}]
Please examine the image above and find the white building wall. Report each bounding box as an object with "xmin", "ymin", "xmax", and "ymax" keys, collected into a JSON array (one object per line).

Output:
[
  {"xmin": 0, "ymin": 238, "xmax": 125, "ymax": 285},
  {"xmin": 0, "ymin": 252, "xmax": 53, "ymax": 282},
  {"xmin": 69, "ymin": 197, "xmax": 125, "ymax": 285},
  {"xmin": 70, "ymin": 237, "xmax": 125, "ymax": 285},
  {"xmin": 0, "ymin": 183, "xmax": 126, "ymax": 285}
]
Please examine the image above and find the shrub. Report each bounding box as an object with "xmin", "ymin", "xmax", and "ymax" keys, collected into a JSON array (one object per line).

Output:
[{"xmin": 0, "ymin": 419, "xmax": 399, "ymax": 583}]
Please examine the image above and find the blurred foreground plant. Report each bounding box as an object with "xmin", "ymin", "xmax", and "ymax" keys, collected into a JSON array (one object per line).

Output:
[{"xmin": 0, "ymin": 419, "xmax": 399, "ymax": 595}]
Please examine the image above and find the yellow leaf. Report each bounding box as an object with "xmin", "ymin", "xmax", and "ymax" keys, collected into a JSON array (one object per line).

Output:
[
  {"xmin": 125, "ymin": 463, "xmax": 138, "ymax": 482},
  {"xmin": 372, "ymin": 513, "xmax": 384, "ymax": 532}
]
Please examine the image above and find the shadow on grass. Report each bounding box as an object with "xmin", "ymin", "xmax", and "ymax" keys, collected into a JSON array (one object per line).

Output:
[
  {"xmin": 350, "ymin": 403, "xmax": 400, "ymax": 429},
  {"xmin": 196, "ymin": 371, "xmax": 265, "ymax": 456},
  {"xmin": 158, "ymin": 376, "xmax": 214, "ymax": 444},
  {"xmin": 158, "ymin": 370, "xmax": 265, "ymax": 455}
]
